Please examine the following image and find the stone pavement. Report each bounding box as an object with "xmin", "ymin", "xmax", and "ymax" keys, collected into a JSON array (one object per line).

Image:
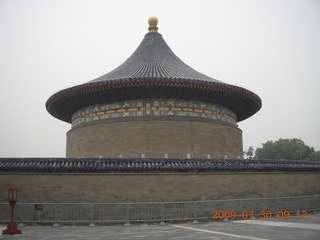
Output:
[{"xmin": 1, "ymin": 213, "xmax": 320, "ymax": 240}]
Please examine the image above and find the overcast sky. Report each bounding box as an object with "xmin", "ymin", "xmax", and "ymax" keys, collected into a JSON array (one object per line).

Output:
[{"xmin": 1, "ymin": 0, "xmax": 319, "ymax": 158}]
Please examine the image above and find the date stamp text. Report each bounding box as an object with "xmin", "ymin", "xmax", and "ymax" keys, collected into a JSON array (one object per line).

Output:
[{"xmin": 211, "ymin": 210, "xmax": 308, "ymax": 220}]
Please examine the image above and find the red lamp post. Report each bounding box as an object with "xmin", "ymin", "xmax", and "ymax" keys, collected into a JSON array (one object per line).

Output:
[{"xmin": 2, "ymin": 187, "xmax": 22, "ymax": 235}]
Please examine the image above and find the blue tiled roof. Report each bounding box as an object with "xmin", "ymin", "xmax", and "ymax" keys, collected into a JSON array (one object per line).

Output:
[
  {"xmin": 90, "ymin": 32, "xmax": 216, "ymax": 82},
  {"xmin": 0, "ymin": 158, "xmax": 319, "ymax": 172},
  {"xmin": 46, "ymin": 27, "xmax": 261, "ymax": 123}
]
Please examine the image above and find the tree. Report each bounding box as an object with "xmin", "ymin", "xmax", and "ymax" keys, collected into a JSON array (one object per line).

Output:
[
  {"xmin": 254, "ymin": 138, "xmax": 319, "ymax": 161},
  {"xmin": 245, "ymin": 146, "xmax": 254, "ymax": 159}
]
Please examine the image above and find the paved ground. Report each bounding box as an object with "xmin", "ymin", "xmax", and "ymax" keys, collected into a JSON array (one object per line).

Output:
[{"xmin": 1, "ymin": 213, "xmax": 320, "ymax": 240}]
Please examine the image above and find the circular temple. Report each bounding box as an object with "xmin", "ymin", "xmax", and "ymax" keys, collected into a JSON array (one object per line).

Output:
[{"xmin": 46, "ymin": 17, "xmax": 261, "ymax": 159}]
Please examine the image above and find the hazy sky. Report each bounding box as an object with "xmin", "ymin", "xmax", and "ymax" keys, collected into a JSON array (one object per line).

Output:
[{"xmin": 1, "ymin": 0, "xmax": 319, "ymax": 157}]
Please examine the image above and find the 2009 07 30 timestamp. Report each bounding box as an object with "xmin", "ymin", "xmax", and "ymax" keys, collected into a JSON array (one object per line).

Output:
[{"xmin": 211, "ymin": 210, "xmax": 308, "ymax": 220}]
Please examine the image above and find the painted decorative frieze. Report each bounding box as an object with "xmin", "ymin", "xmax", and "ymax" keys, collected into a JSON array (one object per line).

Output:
[{"xmin": 71, "ymin": 99, "xmax": 237, "ymax": 128}]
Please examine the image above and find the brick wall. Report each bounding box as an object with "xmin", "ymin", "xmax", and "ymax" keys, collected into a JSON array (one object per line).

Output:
[{"xmin": 66, "ymin": 118, "xmax": 243, "ymax": 158}]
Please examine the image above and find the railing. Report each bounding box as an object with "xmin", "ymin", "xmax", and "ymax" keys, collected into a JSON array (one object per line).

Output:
[{"xmin": 0, "ymin": 195, "xmax": 319, "ymax": 227}]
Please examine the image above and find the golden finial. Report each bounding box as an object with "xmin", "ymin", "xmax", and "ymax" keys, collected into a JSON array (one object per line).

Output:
[{"xmin": 148, "ymin": 17, "xmax": 158, "ymax": 32}]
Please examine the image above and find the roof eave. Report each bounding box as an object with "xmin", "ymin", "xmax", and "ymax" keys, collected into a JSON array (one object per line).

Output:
[{"xmin": 46, "ymin": 78, "xmax": 261, "ymax": 123}]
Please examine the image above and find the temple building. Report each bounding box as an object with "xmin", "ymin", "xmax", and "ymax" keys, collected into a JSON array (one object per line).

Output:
[{"xmin": 46, "ymin": 17, "xmax": 261, "ymax": 159}]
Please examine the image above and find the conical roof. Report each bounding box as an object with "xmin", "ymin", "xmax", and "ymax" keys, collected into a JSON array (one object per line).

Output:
[
  {"xmin": 90, "ymin": 32, "xmax": 217, "ymax": 82},
  {"xmin": 46, "ymin": 17, "xmax": 261, "ymax": 123}
]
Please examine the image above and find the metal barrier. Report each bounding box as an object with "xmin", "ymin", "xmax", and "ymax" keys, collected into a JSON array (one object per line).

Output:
[{"xmin": 0, "ymin": 195, "xmax": 319, "ymax": 227}]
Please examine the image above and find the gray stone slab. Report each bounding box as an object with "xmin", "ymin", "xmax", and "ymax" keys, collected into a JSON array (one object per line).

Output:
[{"xmin": 1, "ymin": 213, "xmax": 319, "ymax": 240}]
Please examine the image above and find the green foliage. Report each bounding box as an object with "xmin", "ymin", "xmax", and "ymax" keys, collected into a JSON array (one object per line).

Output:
[
  {"xmin": 254, "ymin": 138, "xmax": 319, "ymax": 160},
  {"xmin": 245, "ymin": 146, "xmax": 254, "ymax": 159}
]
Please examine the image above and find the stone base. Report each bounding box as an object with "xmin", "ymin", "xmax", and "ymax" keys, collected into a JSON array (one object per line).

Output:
[{"xmin": 66, "ymin": 118, "xmax": 243, "ymax": 159}]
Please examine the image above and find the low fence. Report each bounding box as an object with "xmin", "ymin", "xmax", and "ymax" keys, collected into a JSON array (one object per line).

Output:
[{"xmin": 0, "ymin": 195, "xmax": 319, "ymax": 226}]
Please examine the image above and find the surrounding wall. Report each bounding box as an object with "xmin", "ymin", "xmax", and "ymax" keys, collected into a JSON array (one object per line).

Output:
[
  {"xmin": 66, "ymin": 118, "xmax": 243, "ymax": 159},
  {"xmin": 1, "ymin": 172, "xmax": 319, "ymax": 203}
]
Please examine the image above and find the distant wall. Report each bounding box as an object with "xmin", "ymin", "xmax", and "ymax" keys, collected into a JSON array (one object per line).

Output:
[
  {"xmin": 66, "ymin": 118, "xmax": 243, "ymax": 159},
  {"xmin": 1, "ymin": 172, "xmax": 319, "ymax": 203}
]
